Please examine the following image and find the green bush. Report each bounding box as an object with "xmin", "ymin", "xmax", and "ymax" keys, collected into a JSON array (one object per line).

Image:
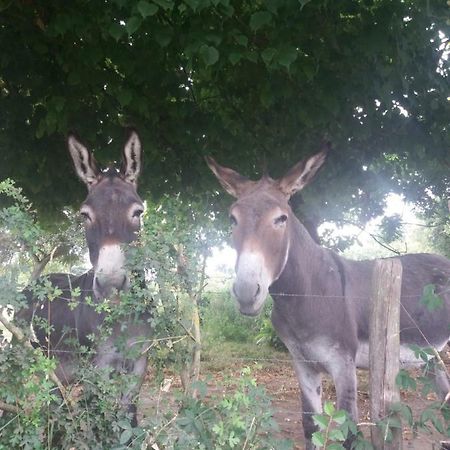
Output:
[
  {"xmin": 202, "ymin": 290, "xmax": 263, "ymax": 343},
  {"xmin": 0, "ymin": 182, "xmax": 291, "ymax": 449}
]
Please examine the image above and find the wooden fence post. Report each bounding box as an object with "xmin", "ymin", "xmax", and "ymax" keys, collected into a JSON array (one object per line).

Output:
[{"xmin": 370, "ymin": 258, "xmax": 403, "ymax": 450}]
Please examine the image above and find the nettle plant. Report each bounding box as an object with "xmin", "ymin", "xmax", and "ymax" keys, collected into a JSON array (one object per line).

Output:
[{"xmin": 0, "ymin": 182, "xmax": 290, "ymax": 449}]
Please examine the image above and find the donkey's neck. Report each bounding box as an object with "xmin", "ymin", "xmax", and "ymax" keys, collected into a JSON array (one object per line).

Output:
[{"xmin": 270, "ymin": 215, "xmax": 338, "ymax": 298}]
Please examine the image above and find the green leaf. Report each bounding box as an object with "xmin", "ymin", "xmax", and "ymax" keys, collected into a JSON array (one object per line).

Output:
[
  {"xmin": 332, "ymin": 410, "xmax": 347, "ymax": 425},
  {"xmin": 421, "ymin": 284, "xmax": 443, "ymax": 311},
  {"xmin": 117, "ymin": 419, "xmax": 131, "ymax": 430},
  {"xmin": 395, "ymin": 369, "xmax": 417, "ymax": 391},
  {"xmin": 120, "ymin": 429, "xmax": 132, "ymax": 444},
  {"xmin": 277, "ymin": 46, "xmax": 298, "ymax": 69},
  {"xmin": 328, "ymin": 428, "xmax": 346, "ymax": 442},
  {"xmin": 261, "ymin": 47, "xmax": 277, "ymax": 65},
  {"xmin": 264, "ymin": 0, "xmax": 279, "ymax": 14},
  {"xmin": 313, "ymin": 414, "xmax": 330, "ymax": 429},
  {"xmin": 137, "ymin": 0, "xmax": 159, "ymax": 17},
  {"xmin": 185, "ymin": 0, "xmax": 200, "ymax": 11},
  {"xmin": 199, "ymin": 44, "xmax": 219, "ymax": 66},
  {"xmin": 431, "ymin": 415, "xmax": 445, "ymax": 433},
  {"xmin": 117, "ymin": 89, "xmax": 133, "ymax": 106},
  {"xmin": 249, "ymin": 11, "xmax": 272, "ymax": 31},
  {"xmin": 229, "ymin": 52, "xmax": 242, "ymax": 65},
  {"xmin": 153, "ymin": 0, "xmax": 174, "ymax": 11},
  {"xmin": 235, "ymin": 33, "xmax": 248, "ymax": 47},
  {"xmin": 324, "ymin": 401, "xmax": 336, "ymax": 416},
  {"xmin": 126, "ymin": 16, "xmax": 142, "ymax": 35},
  {"xmin": 109, "ymin": 22, "xmax": 125, "ymax": 41},
  {"xmin": 327, "ymin": 444, "xmax": 346, "ymax": 450},
  {"xmin": 386, "ymin": 416, "xmax": 402, "ymax": 429},
  {"xmin": 154, "ymin": 28, "xmax": 172, "ymax": 47},
  {"xmin": 311, "ymin": 431, "xmax": 325, "ymax": 447}
]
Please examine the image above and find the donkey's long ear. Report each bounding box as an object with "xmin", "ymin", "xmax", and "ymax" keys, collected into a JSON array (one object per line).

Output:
[
  {"xmin": 206, "ymin": 156, "xmax": 254, "ymax": 198},
  {"xmin": 121, "ymin": 129, "xmax": 142, "ymax": 184},
  {"xmin": 278, "ymin": 145, "xmax": 329, "ymax": 197},
  {"xmin": 68, "ymin": 134, "xmax": 100, "ymax": 187}
]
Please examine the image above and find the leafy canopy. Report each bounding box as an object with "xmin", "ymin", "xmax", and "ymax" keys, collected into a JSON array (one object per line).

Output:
[{"xmin": 0, "ymin": 0, "xmax": 449, "ymax": 228}]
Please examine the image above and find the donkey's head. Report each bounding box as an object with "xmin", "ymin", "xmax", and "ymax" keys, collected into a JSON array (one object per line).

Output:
[
  {"xmin": 207, "ymin": 147, "xmax": 328, "ymax": 316},
  {"xmin": 68, "ymin": 130, "xmax": 144, "ymax": 299}
]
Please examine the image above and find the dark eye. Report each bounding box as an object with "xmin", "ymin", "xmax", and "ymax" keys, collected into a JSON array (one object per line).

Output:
[
  {"xmin": 132, "ymin": 209, "xmax": 144, "ymax": 218},
  {"xmin": 274, "ymin": 214, "xmax": 288, "ymax": 226},
  {"xmin": 229, "ymin": 214, "xmax": 238, "ymax": 226},
  {"xmin": 80, "ymin": 211, "xmax": 92, "ymax": 222}
]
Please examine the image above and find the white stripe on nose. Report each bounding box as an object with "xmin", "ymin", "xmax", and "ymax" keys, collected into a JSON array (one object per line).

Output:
[
  {"xmin": 94, "ymin": 244, "xmax": 127, "ymax": 296},
  {"xmin": 233, "ymin": 251, "xmax": 271, "ymax": 314}
]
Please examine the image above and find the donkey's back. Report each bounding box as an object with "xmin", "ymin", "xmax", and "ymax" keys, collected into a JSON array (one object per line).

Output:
[{"xmin": 344, "ymin": 253, "xmax": 450, "ymax": 370}]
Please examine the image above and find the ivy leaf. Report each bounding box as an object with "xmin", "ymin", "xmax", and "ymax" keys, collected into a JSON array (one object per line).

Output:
[
  {"xmin": 137, "ymin": 0, "xmax": 158, "ymax": 17},
  {"xmin": 249, "ymin": 11, "xmax": 272, "ymax": 31},
  {"xmin": 421, "ymin": 284, "xmax": 443, "ymax": 311},
  {"xmin": 200, "ymin": 44, "xmax": 219, "ymax": 66}
]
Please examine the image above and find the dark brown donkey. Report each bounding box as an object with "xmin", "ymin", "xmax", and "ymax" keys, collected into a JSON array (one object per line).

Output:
[
  {"xmin": 17, "ymin": 129, "xmax": 150, "ymax": 425},
  {"xmin": 207, "ymin": 150, "xmax": 450, "ymax": 449}
]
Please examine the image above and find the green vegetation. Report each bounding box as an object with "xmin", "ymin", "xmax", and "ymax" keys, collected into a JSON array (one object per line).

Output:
[
  {"xmin": 0, "ymin": 1, "xmax": 449, "ymax": 238},
  {"xmin": 0, "ymin": 180, "xmax": 291, "ymax": 449}
]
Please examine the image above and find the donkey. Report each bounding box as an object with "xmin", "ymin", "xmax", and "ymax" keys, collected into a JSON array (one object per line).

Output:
[
  {"xmin": 207, "ymin": 149, "xmax": 450, "ymax": 449},
  {"xmin": 17, "ymin": 129, "xmax": 150, "ymax": 425}
]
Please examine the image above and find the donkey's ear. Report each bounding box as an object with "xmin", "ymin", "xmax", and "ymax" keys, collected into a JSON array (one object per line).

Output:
[
  {"xmin": 121, "ymin": 129, "xmax": 142, "ymax": 184},
  {"xmin": 68, "ymin": 134, "xmax": 100, "ymax": 187},
  {"xmin": 278, "ymin": 145, "xmax": 329, "ymax": 197},
  {"xmin": 206, "ymin": 156, "xmax": 253, "ymax": 198}
]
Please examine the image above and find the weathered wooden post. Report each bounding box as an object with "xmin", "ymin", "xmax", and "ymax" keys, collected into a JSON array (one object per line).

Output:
[{"xmin": 370, "ymin": 258, "xmax": 403, "ymax": 450}]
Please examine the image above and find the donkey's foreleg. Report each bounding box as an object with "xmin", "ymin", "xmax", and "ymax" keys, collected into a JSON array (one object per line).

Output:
[
  {"xmin": 433, "ymin": 363, "xmax": 450, "ymax": 403},
  {"xmin": 121, "ymin": 353, "xmax": 148, "ymax": 427},
  {"xmin": 292, "ymin": 360, "xmax": 323, "ymax": 450},
  {"xmin": 330, "ymin": 357, "xmax": 358, "ymax": 450}
]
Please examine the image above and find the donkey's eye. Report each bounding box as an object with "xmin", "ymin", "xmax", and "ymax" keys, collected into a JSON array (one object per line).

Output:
[
  {"xmin": 80, "ymin": 210, "xmax": 92, "ymax": 222},
  {"xmin": 132, "ymin": 209, "xmax": 144, "ymax": 218},
  {"xmin": 274, "ymin": 214, "xmax": 288, "ymax": 226},
  {"xmin": 229, "ymin": 215, "xmax": 238, "ymax": 226}
]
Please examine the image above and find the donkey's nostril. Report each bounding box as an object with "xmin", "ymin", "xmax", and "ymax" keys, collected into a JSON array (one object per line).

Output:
[{"xmin": 255, "ymin": 283, "xmax": 261, "ymax": 298}]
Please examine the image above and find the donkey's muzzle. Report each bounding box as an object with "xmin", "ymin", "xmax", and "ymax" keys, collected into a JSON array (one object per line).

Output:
[
  {"xmin": 94, "ymin": 274, "xmax": 128, "ymax": 299},
  {"xmin": 232, "ymin": 280, "xmax": 266, "ymax": 316}
]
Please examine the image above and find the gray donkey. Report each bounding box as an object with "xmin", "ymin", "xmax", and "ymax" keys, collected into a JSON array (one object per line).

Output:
[
  {"xmin": 18, "ymin": 130, "xmax": 150, "ymax": 425},
  {"xmin": 207, "ymin": 148, "xmax": 450, "ymax": 449}
]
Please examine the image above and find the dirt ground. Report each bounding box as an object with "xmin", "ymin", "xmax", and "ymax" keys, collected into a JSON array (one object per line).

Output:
[{"xmin": 140, "ymin": 356, "xmax": 450, "ymax": 450}]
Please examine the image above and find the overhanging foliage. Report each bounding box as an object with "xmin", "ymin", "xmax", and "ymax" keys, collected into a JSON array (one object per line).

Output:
[{"xmin": 0, "ymin": 0, "xmax": 449, "ymax": 228}]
